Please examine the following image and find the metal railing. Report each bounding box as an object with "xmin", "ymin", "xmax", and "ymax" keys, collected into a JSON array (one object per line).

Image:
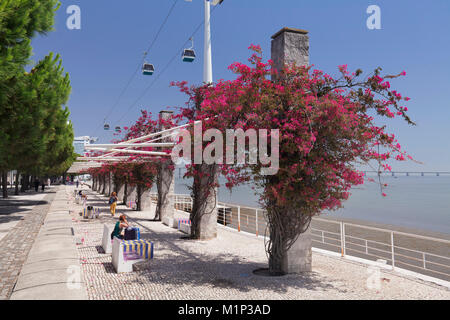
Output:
[{"xmin": 151, "ymin": 192, "xmax": 450, "ymax": 282}]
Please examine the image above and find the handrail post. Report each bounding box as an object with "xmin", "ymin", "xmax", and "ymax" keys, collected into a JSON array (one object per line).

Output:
[
  {"xmin": 224, "ymin": 207, "xmax": 226, "ymax": 226},
  {"xmin": 340, "ymin": 222, "xmax": 345, "ymax": 257},
  {"xmin": 391, "ymin": 231, "xmax": 395, "ymax": 270},
  {"xmin": 423, "ymin": 252, "xmax": 426, "ymax": 269},
  {"xmin": 238, "ymin": 206, "xmax": 241, "ymax": 232},
  {"xmin": 255, "ymin": 209, "xmax": 258, "ymax": 236},
  {"xmin": 343, "ymin": 223, "xmax": 346, "ymax": 256}
]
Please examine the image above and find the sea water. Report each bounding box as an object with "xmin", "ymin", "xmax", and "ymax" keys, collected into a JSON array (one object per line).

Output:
[{"xmin": 173, "ymin": 171, "xmax": 450, "ymax": 235}]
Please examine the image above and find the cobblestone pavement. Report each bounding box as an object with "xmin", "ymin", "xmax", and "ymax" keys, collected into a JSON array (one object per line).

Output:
[
  {"xmin": 0, "ymin": 188, "xmax": 57, "ymax": 300},
  {"xmin": 70, "ymin": 186, "xmax": 450, "ymax": 300}
]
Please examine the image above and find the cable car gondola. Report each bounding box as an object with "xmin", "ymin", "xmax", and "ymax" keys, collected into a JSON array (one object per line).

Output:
[
  {"xmin": 104, "ymin": 123, "xmax": 110, "ymax": 131},
  {"xmin": 182, "ymin": 37, "xmax": 196, "ymax": 63},
  {"xmin": 142, "ymin": 62, "xmax": 154, "ymax": 75},
  {"xmin": 115, "ymin": 126, "xmax": 121, "ymax": 133}
]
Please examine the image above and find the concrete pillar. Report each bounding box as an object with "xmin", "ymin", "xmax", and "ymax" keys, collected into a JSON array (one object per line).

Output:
[
  {"xmin": 117, "ymin": 182, "xmax": 125, "ymax": 202},
  {"xmin": 281, "ymin": 227, "xmax": 312, "ymax": 273},
  {"xmin": 140, "ymin": 189, "xmax": 153, "ymax": 211},
  {"xmin": 127, "ymin": 185, "xmax": 137, "ymax": 207},
  {"xmin": 100, "ymin": 174, "xmax": 106, "ymax": 194},
  {"xmin": 271, "ymin": 27, "xmax": 309, "ymax": 81},
  {"xmin": 155, "ymin": 111, "xmax": 175, "ymax": 221},
  {"xmin": 110, "ymin": 172, "xmax": 115, "ymax": 194},
  {"xmin": 190, "ymin": 163, "xmax": 218, "ymax": 240},
  {"xmin": 104, "ymin": 173, "xmax": 110, "ymax": 196},
  {"xmin": 271, "ymin": 27, "xmax": 311, "ymax": 273}
]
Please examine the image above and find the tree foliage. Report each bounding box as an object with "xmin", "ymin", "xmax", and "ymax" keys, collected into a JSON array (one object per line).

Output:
[
  {"xmin": 174, "ymin": 45, "xmax": 414, "ymax": 273},
  {"xmin": 0, "ymin": 1, "xmax": 74, "ymax": 197}
]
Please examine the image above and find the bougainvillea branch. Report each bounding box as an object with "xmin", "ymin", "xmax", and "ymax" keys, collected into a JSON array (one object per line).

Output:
[{"xmin": 173, "ymin": 45, "xmax": 415, "ymax": 273}]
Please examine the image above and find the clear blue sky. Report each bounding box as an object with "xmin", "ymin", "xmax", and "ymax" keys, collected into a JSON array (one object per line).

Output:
[{"xmin": 31, "ymin": 0, "xmax": 450, "ymax": 171}]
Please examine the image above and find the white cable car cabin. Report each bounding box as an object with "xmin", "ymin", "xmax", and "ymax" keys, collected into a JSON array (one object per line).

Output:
[
  {"xmin": 104, "ymin": 124, "xmax": 110, "ymax": 130},
  {"xmin": 182, "ymin": 37, "xmax": 196, "ymax": 63},
  {"xmin": 182, "ymin": 49, "xmax": 196, "ymax": 62},
  {"xmin": 142, "ymin": 63, "xmax": 154, "ymax": 75},
  {"xmin": 115, "ymin": 126, "xmax": 121, "ymax": 133}
]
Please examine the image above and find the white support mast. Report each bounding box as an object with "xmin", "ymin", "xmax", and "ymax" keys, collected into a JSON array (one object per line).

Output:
[{"xmin": 203, "ymin": 0, "xmax": 213, "ymax": 84}]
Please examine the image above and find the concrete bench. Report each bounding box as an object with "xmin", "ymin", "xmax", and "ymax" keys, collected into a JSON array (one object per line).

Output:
[
  {"xmin": 101, "ymin": 224, "xmax": 114, "ymax": 254},
  {"xmin": 178, "ymin": 219, "xmax": 191, "ymax": 234},
  {"xmin": 102, "ymin": 224, "xmax": 141, "ymax": 254},
  {"xmin": 82, "ymin": 207, "xmax": 99, "ymax": 219},
  {"xmin": 162, "ymin": 217, "xmax": 177, "ymax": 229},
  {"xmin": 111, "ymin": 238, "xmax": 154, "ymax": 273},
  {"xmin": 127, "ymin": 201, "xmax": 136, "ymax": 210}
]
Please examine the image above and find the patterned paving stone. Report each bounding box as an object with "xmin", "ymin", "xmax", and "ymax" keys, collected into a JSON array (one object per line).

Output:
[{"xmin": 69, "ymin": 186, "xmax": 450, "ymax": 300}]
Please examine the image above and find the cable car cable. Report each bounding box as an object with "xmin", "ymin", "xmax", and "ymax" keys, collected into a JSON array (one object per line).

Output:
[
  {"xmin": 90, "ymin": 0, "xmax": 180, "ymax": 140},
  {"xmin": 112, "ymin": 4, "xmax": 220, "ymax": 127}
]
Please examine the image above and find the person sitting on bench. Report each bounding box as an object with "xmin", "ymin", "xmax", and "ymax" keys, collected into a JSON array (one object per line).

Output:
[{"xmin": 111, "ymin": 214, "xmax": 129, "ymax": 240}]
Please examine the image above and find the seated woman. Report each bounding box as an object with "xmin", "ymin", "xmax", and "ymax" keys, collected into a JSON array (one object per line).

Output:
[{"xmin": 111, "ymin": 214, "xmax": 129, "ymax": 240}]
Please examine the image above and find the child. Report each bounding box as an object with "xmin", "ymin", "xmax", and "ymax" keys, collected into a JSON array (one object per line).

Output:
[{"xmin": 109, "ymin": 191, "xmax": 118, "ymax": 216}]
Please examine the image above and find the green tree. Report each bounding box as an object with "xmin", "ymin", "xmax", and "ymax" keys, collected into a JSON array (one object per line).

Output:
[{"xmin": 0, "ymin": 1, "xmax": 76, "ymax": 198}]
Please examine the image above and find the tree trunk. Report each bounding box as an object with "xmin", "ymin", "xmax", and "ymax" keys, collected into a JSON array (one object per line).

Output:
[
  {"xmin": 1, "ymin": 172, "xmax": 8, "ymax": 198},
  {"xmin": 117, "ymin": 181, "xmax": 125, "ymax": 202},
  {"xmin": 155, "ymin": 161, "xmax": 174, "ymax": 221},
  {"xmin": 104, "ymin": 173, "xmax": 110, "ymax": 196},
  {"xmin": 110, "ymin": 173, "xmax": 116, "ymax": 194},
  {"xmin": 20, "ymin": 175, "xmax": 26, "ymax": 192},
  {"xmin": 122, "ymin": 182, "xmax": 128, "ymax": 205},
  {"xmin": 101, "ymin": 174, "xmax": 106, "ymax": 194},
  {"xmin": 266, "ymin": 201, "xmax": 312, "ymax": 275},
  {"xmin": 15, "ymin": 172, "xmax": 20, "ymax": 195},
  {"xmin": 190, "ymin": 164, "xmax": 218, "ymax": 240},
  {"xmin": 136, "ymin": 184, "xmax": 142, "ymax": 211},
  {"xmin": 127, "ymin": 185, "xmax": 137, "ymax": 209}
]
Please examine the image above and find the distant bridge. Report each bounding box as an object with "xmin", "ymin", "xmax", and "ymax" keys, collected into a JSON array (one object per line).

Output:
[{"xmin": 363, "ymin": 171, "xmax": 450, "ymax": 177}]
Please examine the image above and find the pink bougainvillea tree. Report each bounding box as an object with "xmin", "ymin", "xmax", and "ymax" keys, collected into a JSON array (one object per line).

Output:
[{"xmin": 173, "ymin": 45, "xmax": 414, "ymax": 273}]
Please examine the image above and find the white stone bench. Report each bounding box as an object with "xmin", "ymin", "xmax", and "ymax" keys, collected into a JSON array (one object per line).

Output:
[
  {"xmin": 162, "ymin": 217, "xmax": 177, "ymax": 229},
  {"xmin": 102, "ymin": 224, "xmax": 114, "ymax": 254},
  {"xmin": 111, "ymin": 238, "xmax": 154, "ymax": 273},
  {"xmin": 83, "ymin": 207, "xmax": 99, "ymax": 219},
  {"xmin": 178, "ymin": 219, "xmax": 191, "ymax": 234},
  {"xmin": 179, "ymin": 223, "xmax": 191, "ymax": 234}
]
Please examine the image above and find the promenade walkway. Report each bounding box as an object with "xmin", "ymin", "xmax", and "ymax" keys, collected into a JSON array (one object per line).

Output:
[
  {"xmin": 71, "ymin": 186, "xmax": 450, "ymax": 300},
  {"xmin": 1, "ymin": 184, "xmax": 449, "ymax": 300},
  {"xmin": 0, "ymin": 188, "xmax": 56, "ymax": 300},
  {"xmin": 10, "ymin": 186, "xmax": 87, "ymax": 300}
]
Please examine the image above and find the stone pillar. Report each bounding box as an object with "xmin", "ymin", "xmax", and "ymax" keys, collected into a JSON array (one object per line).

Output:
[
  {"xmin": 271, "ymin": 27, "xmax": 309, "ymax": 81},
  {"xmin": 100, "ymin": 174, "xmax": 106, "ymax": 194},
  {"xmin": 110, "ymin": 172, "xmax": 115, "ymax": 194},
  {"xmin": 140, "ymin": 189, "xmax": 153, "ymax": 211},
  {"xmin": 190, "ymin": 163, "xmax": 218, "ymax": 240},
  {"xmin": 155, "ymin": 111, "xmax": 175, "ymax": 221},
  {"xmin": 271, "ymin": 27, "xmax": 311, "ymax": 273},
  {"xmin": 117, "ymin": 182, "xmax": 125, "ymax": 202},
  {"xmin": 282, "ymin": 227, "xmax": 312, "ymax": 273},
  {"xmin": 93, "ymin": 176, "xmax": 97, "ymax": 191},
  {"xmin": 127, "ymin": 185, "xmax": 137, "ymax": 208},
  {"xmin": 122, "ymin": 182, "xmax": 128, "ymax": 204},
  {"xmin": 104, "ymin": 173, "xmax": 110, "ymax": 196}
]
